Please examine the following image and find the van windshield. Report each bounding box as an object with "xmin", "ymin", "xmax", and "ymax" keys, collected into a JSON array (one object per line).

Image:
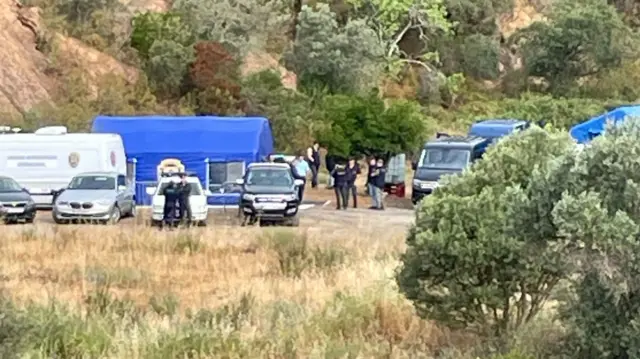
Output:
[
  {"xmin": 68, "ymin": 176, "xmax": 116, "ymax": 190},
  {"xmin": 419, "ymin": 148, "xmax": 470, "ymax": 170}
]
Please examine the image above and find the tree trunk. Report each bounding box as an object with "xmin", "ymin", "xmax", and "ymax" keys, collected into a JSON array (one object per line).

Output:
[{"xmin": 289, "ymin": 0, "xmax": 303, "ymax": 41}]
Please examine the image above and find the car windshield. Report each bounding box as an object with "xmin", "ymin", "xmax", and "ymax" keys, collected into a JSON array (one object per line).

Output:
[
  {"xmin": 419, "ymin": 148, "xmax": 470, "ymax": 170},
  {"xmin": 0, "ymin": 177, "xmax": 23, "ymax": 193},
  {"xmin": 68, "ymin": 176, "xmax": 116, "ymax": 190},
  {"xmin": 158, "ymin": 181, "xmax": 202, "ymax": 195},
  {"xmin": 246, "ymin": 168, "xmax": 293, "ymax": 187}
]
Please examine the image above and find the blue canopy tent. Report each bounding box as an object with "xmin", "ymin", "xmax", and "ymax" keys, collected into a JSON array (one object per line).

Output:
[
  {"xmin": 91, "ymin": 115, "xmax": 274, "ymax": 206},
  {"xmin": 570, "ymin": 106, "xmax": 640, "ymax": 144}
]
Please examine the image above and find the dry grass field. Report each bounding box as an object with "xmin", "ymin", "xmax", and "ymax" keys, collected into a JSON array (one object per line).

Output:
[{"xmin": 0, "ymin": 206, "xmax": 478, "ymax": 358}]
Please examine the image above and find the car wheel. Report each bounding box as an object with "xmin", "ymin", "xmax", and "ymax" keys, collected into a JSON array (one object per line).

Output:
[
  {"xmin": 53, "ymin": 215, "xmax": 67, "ymax": 225},
  {"xmin": 24, "ymin": 217, "xmax": 34, "ymax": 224},
  {"xmin": 288, "ymin": 216, "xmax": 300, "ymax": 227},
  {"xmin": 107, "ymin": 205, "xmax": 121, "ymax": 225}
]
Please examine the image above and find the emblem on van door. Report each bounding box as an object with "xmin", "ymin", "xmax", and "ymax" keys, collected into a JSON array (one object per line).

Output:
[
  {"xmin": 110, "ymin": 151, "xmax": 116, "ymax": 167},
  {"xmin": 68, "ymin": 152, "xmax": 80, "ymax": 168}
]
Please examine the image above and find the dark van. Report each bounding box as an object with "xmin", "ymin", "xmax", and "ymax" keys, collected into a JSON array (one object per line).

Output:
[{"xmin": 411, "ymin": 135, "xmax": 490, "ymax": 204}]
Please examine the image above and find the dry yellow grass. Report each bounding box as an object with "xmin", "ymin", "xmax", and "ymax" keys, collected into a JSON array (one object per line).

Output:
[{"xmin": 0, "ymin": 213, "xmax": 476, "ymax": 358}]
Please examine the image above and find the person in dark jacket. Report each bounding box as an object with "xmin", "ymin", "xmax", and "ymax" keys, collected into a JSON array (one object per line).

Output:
[
  {"xmin": 162, "ymin": 180, "xmax": 180, "ymax": 227},
  {"xmin": 366, "ymin": 157, "xmax": 376, "ymax": 198},
  {"xmin": 331, "ymin": 162, "xmax": 349, "ymax": 210},
  {"xmin": 325, "ymin": 154, "xmax": 336, "ymax": 189},
  {"xmin": 177, "ymin": 173, "xmax": 192, "ymax": 226},
  {"xmin": 306, "ymin": 141, "xmax": 321, "ymax": 188},
  {"xmin": 370, "ymin": 158, "xmax": 386, "ymax": 210},
  {"xmin": 346, "ymin": 158, "xmax": 361, "ymax": 208}
]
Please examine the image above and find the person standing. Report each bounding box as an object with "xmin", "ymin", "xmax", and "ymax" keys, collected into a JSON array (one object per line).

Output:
[
  {"xmin": 346, "ymin": 158, "xmax": 361, "ymax": 208},
  {"xmin": 370, "ymin": 158, "xmax": 386, "ymax": 210},
  {"xmin": 293, "ymin": 154, "xmax": 310, "ymax": 201},
  {"xmin": 331, "ymin": 162, "xmax": 349, "ymax": 210},
  {"xmin": 177, "ymin": 173, "xmax": 192, "ymax": 226},
  {"xmin": 325, "ymin": 153, "xmax": 336, "ymax": 189},
  {"xmin": 162, "ymin": 179, "xmax": 179, "ymax": 227},
  {"xmin": 366, "ymin": 158, "xmax": 376, "ymax": 198},
  {"xmin": 306, "ymin": 141, "xmax": 321, "ymax": 188}
]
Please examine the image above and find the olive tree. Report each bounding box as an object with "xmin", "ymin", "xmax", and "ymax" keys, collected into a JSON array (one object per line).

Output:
[
  {"xmin": 551, "ymin": 118, "xmax": 640, "ymax": 359},
  {"xmin": 397, "ymin": 127, "xmax": 579, "ymax": 342}
]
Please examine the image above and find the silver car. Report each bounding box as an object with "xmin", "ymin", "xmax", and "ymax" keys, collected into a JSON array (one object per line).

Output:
[{"xmin": 52, "ymin": 171, "xmax": 136, "ymax": 224}]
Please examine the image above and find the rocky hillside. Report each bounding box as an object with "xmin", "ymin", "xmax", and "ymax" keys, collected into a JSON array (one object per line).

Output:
[{"xmin": 0, "ymin": 0, "xmax": 139, "ymax": 119}]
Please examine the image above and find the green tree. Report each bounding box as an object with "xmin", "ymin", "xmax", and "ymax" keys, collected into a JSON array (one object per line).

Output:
[
  {"xmin": 345, "ymin": 0, "xmax": 452, "ymax": 66},
  {"xmin": 397, "ymin": 127, "xmax": 577, "ymax": 344},
  {"xmin": 171, "ymin": 0, "xmax": 288, "ymax": 56},
  {"xmin": 514, "ymin": 0, "xmax": 635, "ymax": 91},
  {"xmin": 459, "ymin": 34, "xmax": 500, "ymax": 80},
  {"xmin": 145, "ymin": 39, "xmax": 194, "ymax": 99},
  {"xmin": 315, "ymin": 91, "xmax": 427, "ymax": 158},
  {"xmin": 241, "ymin": 70, "xmax": 316, "ymax": 153},
  {"xmin": 550, "ymin": 119, "xmax": 640, "ymax": 359},
  {"xmin": 285, "ymin": 4, "xmax": 384, "ymax": 93},
  {"xmin": 130, "ymin": 12, "xmax": 194, "ymax": 61}
]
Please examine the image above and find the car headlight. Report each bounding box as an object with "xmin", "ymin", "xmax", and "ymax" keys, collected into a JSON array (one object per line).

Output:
[
  {"xmin": 242, "ymin": 193, "xmax": 255, "ymax": 201},
  {"xmin": 95, "ymin": 199, "xmax": 112, "ymax": 206},
  {"xmin": 56, "ymin": 201, "xmax": 68, "ymax": 206},
  {"xmin": 283, "ymin": 194, "xmax": 297, "ymax": 201},
  {"xmin": 27, "ymin": 199, "xmax": 35, "ymax": 206},
  {"xmin": 413, "ymin": 179, "xmax": 422, "ymax": 187}
]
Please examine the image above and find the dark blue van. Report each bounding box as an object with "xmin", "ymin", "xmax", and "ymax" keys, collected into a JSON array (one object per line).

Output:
[
  {"xmin": 411, "ymin": 135, "xmax": 490, "ymax": 204},
  {"xmin": 468, "ymin": 119, "xmax": 530, "ymax": 144}
]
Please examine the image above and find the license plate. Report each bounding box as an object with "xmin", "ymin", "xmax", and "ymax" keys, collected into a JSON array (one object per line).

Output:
[
  {"xmin": 257, "ymin": 203, "xmax": 285, "ymax": 210},
  {"xmin": 5, "ymin": 208, "xmax": 24, "ymax": 214},
  {"xmin": 30, "ymin": 188, "xmax": 49, "ymax": 194}
]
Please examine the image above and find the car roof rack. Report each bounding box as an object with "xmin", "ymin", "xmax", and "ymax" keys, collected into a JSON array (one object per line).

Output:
[{"xmin": 160, "ymin": 171, "xmax": 198, "ymax": 178}]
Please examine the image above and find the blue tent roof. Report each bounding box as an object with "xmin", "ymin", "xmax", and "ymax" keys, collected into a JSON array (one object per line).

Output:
[
  {"xmin": 91, "ymin": 115, "xmax": 274, "ymax": 183},
  {"xmin": 570, "ymin": 106, "xmax": 640, "ymax": 144},
  {"xmin": 468, "ymin": 119, "xmax": 528, "ymax": 139}
]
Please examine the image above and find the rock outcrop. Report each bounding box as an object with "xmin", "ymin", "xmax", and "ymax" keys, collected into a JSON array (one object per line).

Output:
[
  {"xmin": 0, "ymin": 0, "xmax": 140, "ymax": 119},
  {"xmin": 0, "ymin": 0, "xmax": 53, "ymax": 118}
]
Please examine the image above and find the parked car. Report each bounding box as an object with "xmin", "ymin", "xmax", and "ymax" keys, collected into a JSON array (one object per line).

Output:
[
  {"xmin": 0, "ymin": 175, "xmax": 36, "ymax": 224},
  {"xmin": 146, "ymin": 174, "xmax": 208, "ymax": 227},
  {"xmin": 52, "ymin": 171, "xmax": 135, "ymax": 224},
  {"xmin": 238, "ymin": 162, "xmax": 304, "ymax": 226}
]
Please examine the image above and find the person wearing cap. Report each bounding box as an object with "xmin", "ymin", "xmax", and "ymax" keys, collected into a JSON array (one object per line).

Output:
[
  {"xmin": 345, "ymin": 158, "xmax": 361, "ymax": 208},
  {"xmin": 177, "ymin": 173, "xmax": 192, "ymax": 226}
]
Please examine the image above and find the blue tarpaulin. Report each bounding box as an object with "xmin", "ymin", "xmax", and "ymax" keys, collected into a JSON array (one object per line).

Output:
[
  {"xmin": 570, "ymin": 106, "xmax": 640, "ymax": 144},
  {"xmin": 91, "ymin": 115, "xmax": 274, "ymax": 205},
  {"xmin": 468, "ymin": 119, "xmax": 529, "ymax": 140}
]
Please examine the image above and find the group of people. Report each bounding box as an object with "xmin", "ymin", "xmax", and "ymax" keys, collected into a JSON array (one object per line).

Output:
[
  {"xmin": 276, "ymin": 141, "xmax": 387, "ymax": 211},
  {"xmin": 162, "ymin": 173, "xmax": 192, "ymax": 227},
  {"xmin": 330, "ymin": 157, "xmax": 386, "ymax": 210}
]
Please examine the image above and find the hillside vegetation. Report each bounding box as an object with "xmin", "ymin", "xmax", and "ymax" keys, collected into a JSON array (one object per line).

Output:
[{"xmin": 4, "ymin": 0, "xmax": 640, "ymax": 156}]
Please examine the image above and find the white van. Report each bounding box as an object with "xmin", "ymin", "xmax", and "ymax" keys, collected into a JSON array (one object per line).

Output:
[{"xmin": 0, "ymin": 126, "xmax": 127, "ymax": 207}]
